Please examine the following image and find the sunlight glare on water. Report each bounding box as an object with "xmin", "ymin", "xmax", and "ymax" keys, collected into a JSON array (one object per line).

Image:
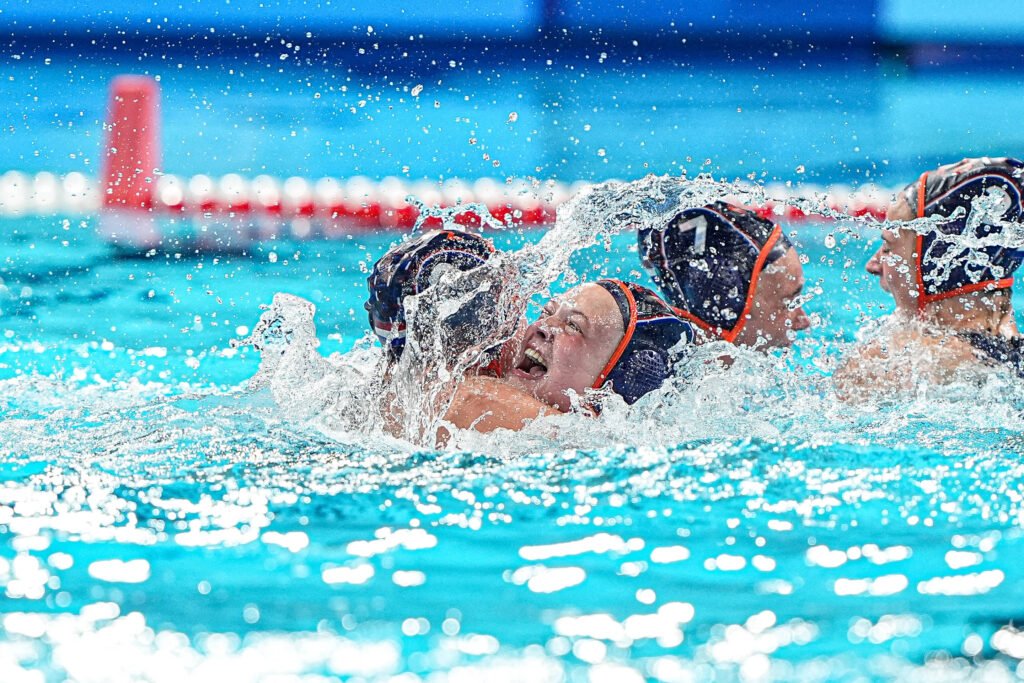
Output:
[
  {"xmin": 3, "ymin": 8, "xmax": 1024, "ymax": 680},
  {"xmin": 4, "ymin": 173, "xmax": 1024, "ymax": 681}
]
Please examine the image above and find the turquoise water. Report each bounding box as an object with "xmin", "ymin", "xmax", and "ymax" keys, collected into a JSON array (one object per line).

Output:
[
  {"xmin": 3, "ymin": 54, "xmax": 1024, "ymax": 682},
  {"xmin": 5, "ymin": 213, "xmax": 1024, "ymax": 681}
]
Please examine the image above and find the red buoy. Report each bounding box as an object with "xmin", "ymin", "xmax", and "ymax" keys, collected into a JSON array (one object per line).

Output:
[{"xmin": 101, "ymin": 76, "xmax": 160, "ymax": 210}]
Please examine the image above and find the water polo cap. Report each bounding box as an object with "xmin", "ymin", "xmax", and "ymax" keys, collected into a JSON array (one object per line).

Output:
[
  {"xmin": 592, "ymin": 279, "xmax": 695, "ymax": 405},
  {"xmin": 903, "ymin": 157, "xmax": 1024, "ymax": 310},
  {"xmin": 638, "ymin": 202, "xmax": 792, "ymax": 341},
  {"xmin": 365, "ymin": 229, "xmax": 495, "ymax": 356}
]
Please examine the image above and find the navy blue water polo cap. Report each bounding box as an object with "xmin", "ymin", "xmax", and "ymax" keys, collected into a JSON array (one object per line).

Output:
[
  {"xmin": 365, "ymin": 229, "xmax": 496, "ymax": 356},
  {"xmin": 638, "ymin": 202, "xmax": 791, "ymax": 341},
  {"xmin": 904, "ymin": 157, "xmax": 1024, "ymax": 310},
  {"xmin": 592, "ymin": 279, "xmax": 695, "ymax": 405}
]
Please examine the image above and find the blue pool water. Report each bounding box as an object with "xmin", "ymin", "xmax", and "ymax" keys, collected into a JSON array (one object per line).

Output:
[{"xmin": 3, "ymin": 51, "xmax": 1024, "ymax": 682}]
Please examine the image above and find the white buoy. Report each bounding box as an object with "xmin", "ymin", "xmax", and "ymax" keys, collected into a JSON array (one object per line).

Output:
[
  {"xmin": 62, "ymin": 171, "xmax": 99, "ymax": 213},
  {"xmin": 472, "ymin": 177, "xmax": 502, "ymax": 209},
  {"xmin": 441, "ymin": 178, "xmax": 474, "ymax": 206},
  {"xmin": 282, "ymin": 176, "xmax": 314, "ymax": 214},
  {"xmin": 344, "ymin": 176, "xmax": 379, "ymax": 205},
  {"xmin": 314, "ymin": 177, "xmax": 344, "ymax": 212},
  {"xmin": 156, "ymin": 174, "xmax": 186, "ymax": 209},
  {"xmin": 0, "ymin": 171, "xmax": 30, "ymax": 216},
  {"xmin": 187, "ymin": 174, "xmax": 216, "ymax": 209},
  {"xmin": 251, "ymin": 175, "xmax": 281, "ymax": 210},
  {"xmin": 410, "ymin": 179, "xmax": 443, "ymax": 210},
  {"xmin": 218, "ymin": 173, "xmax": 249, "ymax": 209},
  {"xmin": 31, "ymin": 172, "xmax": 61, "ymax": 214}
]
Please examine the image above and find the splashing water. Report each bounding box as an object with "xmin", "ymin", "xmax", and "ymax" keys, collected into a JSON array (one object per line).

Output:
[
  {"xmin": 9, "ymin": 175, "xmax": 1024, "ymax": 681},
  {"xmin": 233, "ymin": 174, "xmax": 1024, "ymax": 452}
]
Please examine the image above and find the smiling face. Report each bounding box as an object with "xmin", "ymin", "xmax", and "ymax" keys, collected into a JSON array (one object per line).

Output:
[
  {"xmin": 506, "ymin": 284, "xmax": 625, "ymax": 412},
  {"xmin": 866, "ymin": 198, "xmax": 920, "ymax": 312},
  {"xmin": 733, "ymin": 247, "xmax": 811, "ymax": 349}
]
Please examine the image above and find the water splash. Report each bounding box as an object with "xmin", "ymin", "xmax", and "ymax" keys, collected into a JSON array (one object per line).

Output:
[{"xmin": 230, "ymin": 174, "xmax": 1024, "ymax": 450}]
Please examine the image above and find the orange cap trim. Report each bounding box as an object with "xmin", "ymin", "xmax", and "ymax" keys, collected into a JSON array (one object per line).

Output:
[
  {"xmin": 919, "ymin": 277, "xmax": 1015, "ymax": 307},
  {"xmin": 914, "ymin": 172, "xmax": 930, "ymax": 312},
  {"xmin": 592, "ymin": 280, "xmax": 637, "ymax": 390},
  {"xmin": 916, "ymin": 171, "xmax": 928, "ymax": 218},
  {"xmin": 673, "ymin": 307, "xmax": 717, "ymax": 337},
  {"xmin": 912, "ymin": 171, "xmax": 1014, "ymax": 310},
  {"xmin": 720, "ymin": 224, "xmax": 784, "ymax": 343}
]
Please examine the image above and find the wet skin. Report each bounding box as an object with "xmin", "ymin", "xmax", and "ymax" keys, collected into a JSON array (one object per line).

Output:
[
  {"xmin": 734, "ymin": 247, "xmax": 812, "ymax": 348},
  {"xmin": 865, "ymin": 198, "xmax": 921, "ymax": 312},
  {"xmin": 505, "ymin": 284, "xmax": 625, "ymax": 412}
]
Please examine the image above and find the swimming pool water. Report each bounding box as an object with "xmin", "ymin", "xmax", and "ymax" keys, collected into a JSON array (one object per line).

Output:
[
  {"xmin": 4, "ymin": 50, "xmax": 1024, "ymax": 682},
  {"xmin": 4, "ymin": 209, "xmax": 1024, "ymax": 681}
]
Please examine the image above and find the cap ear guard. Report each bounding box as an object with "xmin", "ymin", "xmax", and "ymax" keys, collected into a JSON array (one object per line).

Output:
[
  {"xmin": 604, "ymin": 348, "xmax": 673, "ymax": 405},
  {"xmin": 592, "ymin": 279, "xmax": 695, "ymax": 405}
]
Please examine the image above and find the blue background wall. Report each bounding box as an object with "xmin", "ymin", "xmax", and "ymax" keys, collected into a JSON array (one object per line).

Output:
[
  {"xmin": 551, "ymin": 1, "xmax": 877, "ymax": 40},
  {"xmin": 3, "ymin": 0, "xmax": 1022, "ymax": 45},
  {"xmin": 0, "ymin": 0, "xmax": 546, "ymax": 40},
  {"xmin": 0, "ymin": 0, "xmax": 991, "ymax": 44},
  {"xmin": 880, "ymin": 0, "xmax": 1024, "ymax": 44},
  {"xmin": 3, "ymin": 1, "xmax": 1020, "ymax": 45}
]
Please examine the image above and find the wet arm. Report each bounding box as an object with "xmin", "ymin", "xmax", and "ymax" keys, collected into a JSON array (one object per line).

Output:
[{"xmin": 442, "ymin": 376, "xmax": 555, "ymax": 434}]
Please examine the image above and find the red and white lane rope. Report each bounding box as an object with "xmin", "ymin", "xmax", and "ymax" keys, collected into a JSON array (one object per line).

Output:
[
  {"xmin": 0, "ymin": 170, "xmax": 895, "ymax": 226},
  {"xmin": 0, "ymin": 75, "xmax": 899, "ymax": 231}
]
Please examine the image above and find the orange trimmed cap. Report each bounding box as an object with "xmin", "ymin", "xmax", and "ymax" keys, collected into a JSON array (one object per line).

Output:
[
  {"xmin": 639, "ymin": 202, "xmax": 791, "ymax": 342},
  {"xmin": 366, "ymin": 229, "xmax": 496, "ymax": 356},
  {"xmin": 591, "ymin": 279, "xmax": 695, "ymax": 404},
  {"xmin": 904, "ymin": 157, "xmax": 1024, "ymax": 311}
]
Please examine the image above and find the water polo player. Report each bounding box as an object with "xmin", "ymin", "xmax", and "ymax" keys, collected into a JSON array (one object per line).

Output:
[
  {"xmin": 443, "ymin": 279, "xmax": 696, "ymax": 433},
  {"xmin": 835, "ymin": 156, "xmax": 1024, "ymax": 392},
  {"xmin": 638, "ymin": 201, "xmax": 811, "ymax": 349},
  {"xmin": 366, "ymin": 233, "xmax": 694, "ymax": 436},
  {"xmin": 365, "ymin": 228, "xmax": 520, "ymax": 375}
]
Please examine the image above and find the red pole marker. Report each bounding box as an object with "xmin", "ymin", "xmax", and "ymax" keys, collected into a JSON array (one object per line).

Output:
[{"xmin": 101, "ymin": 75, "xmax": 160, "ymax": 210}]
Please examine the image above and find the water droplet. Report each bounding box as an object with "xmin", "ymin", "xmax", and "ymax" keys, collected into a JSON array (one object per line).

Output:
[
  {"xmin": 411, "ymin": 84, "xmax": 424, "ymax": 97},
  {"xmin": 507, "ymin": 111, "xmax": 518, "ymax": 123},
  {"xmin": 796, "ymin": 165, "xmax": 806, "ymax": 174},
  {"xmin": 824, "ymin": 234, "xmax": 837, "ymax": 249}
]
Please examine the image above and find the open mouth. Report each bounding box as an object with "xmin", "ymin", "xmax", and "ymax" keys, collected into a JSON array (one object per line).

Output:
[{"xmin": 516, "ymin": 348, "xmax": 548, "ymax": 378}]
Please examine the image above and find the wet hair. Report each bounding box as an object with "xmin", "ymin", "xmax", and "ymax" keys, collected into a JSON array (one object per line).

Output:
[
  {"xmin": 638, "ymin": 202, "xmax": 792, "ymax": 341},
  {"xmin": 592, "ymin": 279, "xmax": 695, "ymax": 404},
  {"xmin": 901, "ymin": 157, "xmax": 1024, "ymax": 310},
  {"xmin": 365, "ymin": 229, "xmax": 496, "ymax": 358}
]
